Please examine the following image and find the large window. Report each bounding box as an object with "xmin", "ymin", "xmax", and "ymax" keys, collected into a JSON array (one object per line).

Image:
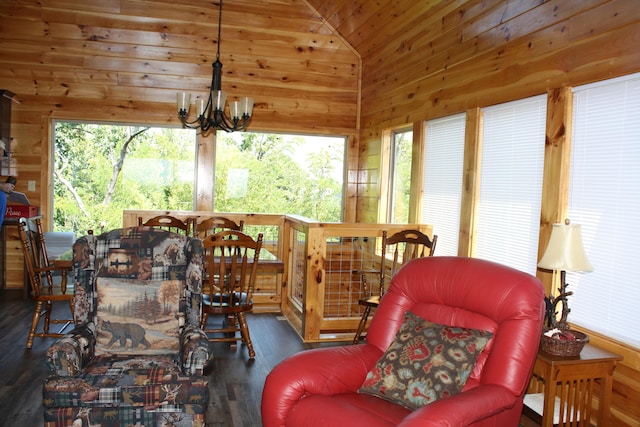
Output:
[
  {"xmin": 420, "ymin": 114, "xmax": 465, "ymax": 256},
  {"xmin": 475, "ymin": 95, "xmax": 546, "ymax": 274},
  {"xmin": 386, "ymin": 129, "xmax": 412, "ymax": 223},
  {"xmin": 214, "ymin": 131, "xmax": 345, "ymax": 222},
  {"xmin": 567, "ymin": 73, "xmax": 640, "ymax": 348},
  {"xmin": 53, "ymin": 122, "xmax": 196, "ymax": 234},
  {"xmin": 53, "ymin": 124, "xmax": 346, "ymax": 234}
]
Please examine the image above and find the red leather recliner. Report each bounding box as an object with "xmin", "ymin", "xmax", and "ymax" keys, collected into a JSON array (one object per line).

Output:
[{"xmin": 262, "ymin": 256, "xmax": 545, "ymax": 427}]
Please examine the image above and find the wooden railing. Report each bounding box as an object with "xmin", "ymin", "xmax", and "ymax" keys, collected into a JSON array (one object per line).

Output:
[
  {"xmin": 123, "ymin": 210, "xmax": 432, "ymax": 342},
  {"xmin": 124, "ymin": 210, "xmax": 286, "ymax": 312}
]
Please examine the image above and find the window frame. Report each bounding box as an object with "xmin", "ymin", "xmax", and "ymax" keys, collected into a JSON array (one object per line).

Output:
[
  {"xmin": 566, "ymin": 72, "xmax": 640, "ymax": 348},
  {"xmin": 213, "ymin": 130, "xmax": 347, "ymax": 222},
  {"xmin": 474, "ymin": 95, "xmax": 547, "ymax": 274},
  {"xmin": 420, "ymin": 113, "xmax": 466, "ymax": 257},
  {"xmin": 51, "ymin": 121, "xmax": 349, "ymax": 233},
  {"xmin": 51, "ymin": 120, "xmax": 198, "ymax": 234},
  {"xmin": 385, "ymin": 127, "xmax": 413, "ymax": 224}
]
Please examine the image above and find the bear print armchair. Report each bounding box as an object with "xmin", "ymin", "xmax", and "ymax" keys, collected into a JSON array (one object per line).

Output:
[{"xmin": 43, "ymin": 227, "xmax": 211, "ymax": 427}]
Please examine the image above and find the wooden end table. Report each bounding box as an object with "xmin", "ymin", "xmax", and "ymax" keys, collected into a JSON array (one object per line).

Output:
[{"xmin": 525, "ymin": 343, "xmax": 622, "ymax": 426}]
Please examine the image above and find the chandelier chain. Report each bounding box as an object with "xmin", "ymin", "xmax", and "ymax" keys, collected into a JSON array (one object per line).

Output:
[{"xmin": 216, "ymin": 0, "xmax": 222, "ymax": 61}]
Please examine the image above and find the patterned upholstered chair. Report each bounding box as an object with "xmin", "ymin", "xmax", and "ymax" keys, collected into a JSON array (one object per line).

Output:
[{"xmin": 42, "ymin": 227, "xmax": 211, "ymax": 427}]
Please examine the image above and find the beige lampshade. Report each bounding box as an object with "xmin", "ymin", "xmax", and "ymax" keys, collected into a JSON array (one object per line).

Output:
[{"xmin": 538, "ymin": 221, "xmax": 593, "ymax": 272}]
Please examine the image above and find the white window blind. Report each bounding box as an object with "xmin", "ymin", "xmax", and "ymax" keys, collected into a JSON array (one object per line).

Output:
[
  {"xmin": 475, "ymin": 95, "xmax": 546, "ymax": 274},
  {"xmin": 420, "ymin": 113, "xmax": 465, "ymax": 256},
  {"xmin": 568, "ymin": 72, "xmax": 640, "ymax": 348}
]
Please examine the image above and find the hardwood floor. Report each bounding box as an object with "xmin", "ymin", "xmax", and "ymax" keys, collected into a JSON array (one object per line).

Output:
[
  {"xmin": 0, "ymin": 292, "xmax": 340, "ymax": 427},
  {"xmin": 204, "ymin": 314, "xmax": 341, "ymax": 427},
  {"xmin": 0, "ymin": 291, "xmax": 538, "ymax": 426}
]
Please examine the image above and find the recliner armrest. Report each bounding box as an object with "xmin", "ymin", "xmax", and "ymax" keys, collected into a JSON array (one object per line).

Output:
[
  {"xmin": 45, "ymin": 324, "xmax": 96, "ymax": 377},
  {"xmin": 261, "ymin": 344, "xmax": 383, "ymax": 427},
  {"xmin": 180, "ymin": 324, "xmax": 212, "ymax": 375},
  {"xmin": 398, "ymin": 384, "xmax": 518, "ymax": 426}
]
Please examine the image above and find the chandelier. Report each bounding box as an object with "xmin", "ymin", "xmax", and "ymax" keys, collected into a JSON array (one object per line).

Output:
[{"xmin": 176, "ymin": 0, "xmax": 254, "ymax": 133}]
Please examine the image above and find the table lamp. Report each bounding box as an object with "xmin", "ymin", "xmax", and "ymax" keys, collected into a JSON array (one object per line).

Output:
[{"xmin": 538, "ymin": 219, "xmax": 593, "ymax": 330}]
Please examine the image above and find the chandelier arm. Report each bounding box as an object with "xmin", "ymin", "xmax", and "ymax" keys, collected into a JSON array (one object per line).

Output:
[
  {"xmin": 179, "ymin": 114, "xmax": 206, "ymax": 129},
  {"xmin": 213, "ymin": 109, "xmax": 229, "ymax": 132},
  {"xmin": 219, "ymin": 111, "xmax": 237, "ymax": 129},
  {"xmin": 203, "ymin": 93, "xmax": 214, "ymax": 119},
  {"xmin": 199, "ymin": 117, "xmax": 211, "ymax": 133},
  {"xmin": 218, "ymin": 111, "xmax": 251, "ymax": 132}
]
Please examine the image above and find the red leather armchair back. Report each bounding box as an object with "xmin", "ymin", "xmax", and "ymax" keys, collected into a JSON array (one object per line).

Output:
[{"xmin": 367, "ymin": 256, "xmax": 545, "ymax": 397}]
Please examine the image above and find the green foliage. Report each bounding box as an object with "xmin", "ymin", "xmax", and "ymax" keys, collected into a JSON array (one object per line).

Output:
[
  {"xmin": 390, "ymin": 131, "xmax": 412, "ymax": 223},
  {"xmin": 214, "ymin": 132, "xmax": 343, "ymax": 221},
  {"xmin": 53, "ymin": 123, "xmax": 344, "ymax": 235},
  {"xmin": 54, "ymin": 123, "xmax": 195, "ymax": 234}
]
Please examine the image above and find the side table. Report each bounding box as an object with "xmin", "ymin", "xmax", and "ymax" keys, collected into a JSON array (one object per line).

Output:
[{"xmin": 524, "ymin": 343, "xmax": 622, "ymax": 426}]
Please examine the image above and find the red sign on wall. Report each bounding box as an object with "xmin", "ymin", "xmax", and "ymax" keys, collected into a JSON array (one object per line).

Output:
[{"xmin": 5, "ymin": 204, "xmax": 39, "ymax": 219}]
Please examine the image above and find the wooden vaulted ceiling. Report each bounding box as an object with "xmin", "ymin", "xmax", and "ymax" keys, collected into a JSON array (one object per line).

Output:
[
  {"xmin": 3, "ymin": 0, "xmax": 638, "ymax": 194},
  {"xmin": 0, "ymin": 0, "xmax": 465, "ymax": 137},
  {"xmin": 0, "ymin": 0, "xmax": 367, "ymax": 134},
  {"xmin": 305, "ymin": 0, "xmax": 450, "ymax": 55}
]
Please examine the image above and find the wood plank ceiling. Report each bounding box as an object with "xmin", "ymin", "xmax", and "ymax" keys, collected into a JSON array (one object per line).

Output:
[
  {"xmin": 0, "ymin": 0, "xmax": 368, "ymax": 135},
  {"xmin": 1, "ymin": 0, "xmax": 456, "ymax": 137},
  {"xmin": 305, "ymin": 0, "xmax": 451, "ymax": 54}
]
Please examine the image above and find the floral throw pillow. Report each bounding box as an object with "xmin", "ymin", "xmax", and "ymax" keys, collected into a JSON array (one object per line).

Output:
[{"xmin": 359, "ymin": 311, "xmax": 493, "ymax": 410}]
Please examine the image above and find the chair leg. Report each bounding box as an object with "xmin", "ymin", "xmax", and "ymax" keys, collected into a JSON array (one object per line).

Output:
[
  {"xmin": 224, "ymin": 315, "xmax": 238, "ymax": 350},
  {"xmin": 68, "ymin": 299, "xmax": 75, "ymax": 323},
  {"xmin": 237, "ymin": 312, "xmax": 255, "ymax": 359},
  {"xmin": 43, "ymin": 300, "xmax": 53, "ymax": 333},
  {"xmin": 54, "ymin": 299, "xmax": 75, "ymax": 334},
  {"xmin": 353, "ymin": 306, "xmax": 372, "ymax": 345},
  {"xmin": 26, "ymin": 300, "xmax": 44, "ymax": 349},
  {"xmin": 201, "ymin": 312, "xmax": 209, "ymax": 330}
]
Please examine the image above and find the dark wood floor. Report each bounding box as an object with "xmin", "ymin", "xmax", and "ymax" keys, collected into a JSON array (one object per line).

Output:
[
  {"xmin": 0, "ymin": 291, "xmax": 538, "ymax": 426},
  {"xmin": 0, "ymin": 292, "xmax": 342, "ymax": 427}
]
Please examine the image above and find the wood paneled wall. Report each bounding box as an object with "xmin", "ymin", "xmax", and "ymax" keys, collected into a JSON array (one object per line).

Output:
[
  {"xmin": 0, "ymin": 0, "xmax": 361, "ymax": 221},
  {"xmin": 311, "ymin": 0, "xmax": 638, "ymax": 425},
  {"xmin": 2, "ymin": 0, "xmax": 640, "ymax": 425},
  {"xmin": 351, "ymin": 0, "xmax": 640, "ymax": 225},
  {"xmin": 0, "ymin": 0, "xmax": 361, "ymax": 291}
]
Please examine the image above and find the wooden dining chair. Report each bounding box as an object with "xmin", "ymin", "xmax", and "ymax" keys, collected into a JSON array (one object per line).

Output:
[
  {"xmin": 194, "ymin": 216, "xmax": 244, "ymax": 238},
  {"xmin": 18, "ymin": 217, "xmax": 74, "ymax": 349},
  {"xmin": 201, "ymin": 230, "xmax": 263, "ymax": 359},
  {"xmin": 138, "ymin": 214, "xmax": 193, "ymax": 236},
  {"xmin": 352, "ymin": 229, "xmax": 437, "ymax": 344}
]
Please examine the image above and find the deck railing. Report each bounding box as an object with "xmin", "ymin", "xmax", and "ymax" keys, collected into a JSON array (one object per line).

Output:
[{"xmin": 124, "ymin": 210, "xmax": 432, "ymax": 342}]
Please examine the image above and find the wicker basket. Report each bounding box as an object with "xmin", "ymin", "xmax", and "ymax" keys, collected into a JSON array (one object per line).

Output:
[{"xmin": 541, "ymin": 329, "xmax": 589, "ymax": 357}]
